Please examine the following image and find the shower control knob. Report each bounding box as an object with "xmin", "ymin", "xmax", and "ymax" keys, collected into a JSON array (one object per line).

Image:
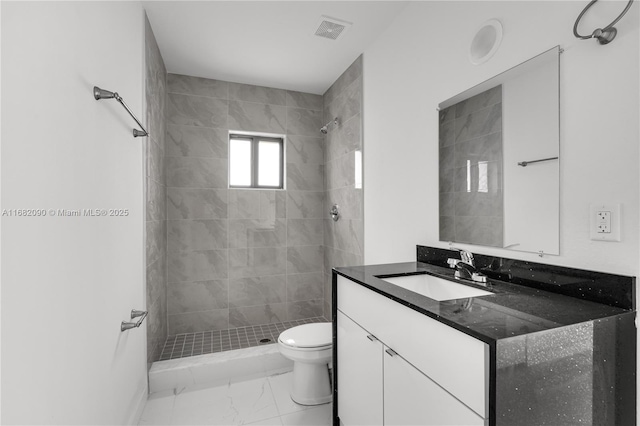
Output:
[{"xmin": 330, "ymin": 204, "xmax": 340, "ymax": 222}]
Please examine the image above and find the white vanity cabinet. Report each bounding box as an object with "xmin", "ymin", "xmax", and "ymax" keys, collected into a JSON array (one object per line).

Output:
[
  {"xmin": 337, "ymin": 310, "xmax": 383, "ymax": 426},
  {"xmin": 337, "ymin": 275, "xmax": 488, "ymax": 426}
]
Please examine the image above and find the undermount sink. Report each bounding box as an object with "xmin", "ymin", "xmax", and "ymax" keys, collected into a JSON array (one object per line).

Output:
[{"xmin": 380, "ymin": 274, "xmax": 493, "ymax": 301}]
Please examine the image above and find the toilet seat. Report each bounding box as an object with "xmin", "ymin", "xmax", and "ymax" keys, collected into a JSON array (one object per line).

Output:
[{"xmin": 278, "ymin": 323, "xmax": 332, "ymax": 349}]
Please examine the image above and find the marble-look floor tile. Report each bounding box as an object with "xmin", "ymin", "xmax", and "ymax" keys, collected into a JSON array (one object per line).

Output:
[
  {"xmin": 138, "ymin": 392, "xmax": 175, "ymax": 425},
  {"xmin": 170, "ymin": 377, "xmax": 280, "ymax": 425},
  {"xmin": 247, "ymin": 416, "xmax": 284, "ymax": 425},
  {"xmin": 268, "ymin": 372, "xmax": 312, "ymax": 416},
  {"xmin": 280, "ymin": 404, "xmax": 332, "ymax": 426}
]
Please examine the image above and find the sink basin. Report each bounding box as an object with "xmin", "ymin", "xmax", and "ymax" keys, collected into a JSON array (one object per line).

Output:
[{"xmin": 380, "ymin": 274, "xmax": 493, "ymax": 301}]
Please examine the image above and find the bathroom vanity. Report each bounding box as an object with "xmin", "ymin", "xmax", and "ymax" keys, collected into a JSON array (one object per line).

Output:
[{"xmin": 332, "ymin": 246, "xmax": 636, "ymax": 426}]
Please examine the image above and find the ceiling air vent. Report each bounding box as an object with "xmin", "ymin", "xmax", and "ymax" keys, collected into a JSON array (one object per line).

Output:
[{"xmin": 314, "ymin": 16, "xmax": 352, "ymax": 40}]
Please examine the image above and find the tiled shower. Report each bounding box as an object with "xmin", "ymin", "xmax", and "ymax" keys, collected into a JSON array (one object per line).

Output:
[{"xmin": 144, "ymin": 18, "xmax": 363, "ymax": 363}]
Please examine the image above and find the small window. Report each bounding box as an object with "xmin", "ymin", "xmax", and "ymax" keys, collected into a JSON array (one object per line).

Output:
[{"xmin": 229, "ymin": 134, "xmax": 284, "ymax": 189}]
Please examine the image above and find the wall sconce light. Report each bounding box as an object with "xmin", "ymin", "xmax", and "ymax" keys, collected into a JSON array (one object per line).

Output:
[
  {"xmin": 469, "ymin": 19, "xmax": 503, "ymax": 65},
  {"xmin": 573, "ymin": 0, "xmax": 634, "ymax": 45}
]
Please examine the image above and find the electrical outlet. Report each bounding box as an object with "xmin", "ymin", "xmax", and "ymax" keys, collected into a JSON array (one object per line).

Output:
[
  {"xmin": 596, "ymin": 211, "xmax": 611, "ymax": 233},
  {"xmin": 590, "ymin": 204, "xmax": 621, "ymax": 241}
]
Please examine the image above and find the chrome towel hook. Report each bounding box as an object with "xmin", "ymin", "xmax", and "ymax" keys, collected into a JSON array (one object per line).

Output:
[{"xmin": 573, "ymin": 0, "xmax": 634, "ymax": 45}]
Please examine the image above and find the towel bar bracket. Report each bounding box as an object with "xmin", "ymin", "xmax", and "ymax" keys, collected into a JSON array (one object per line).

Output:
[
  {"xmin": 93, "ymin": 86, "xmax": 149, "ymax": 138},
  {"xmin": 121, "ymin": 309, "xmax": 148, "ymax": 332}
]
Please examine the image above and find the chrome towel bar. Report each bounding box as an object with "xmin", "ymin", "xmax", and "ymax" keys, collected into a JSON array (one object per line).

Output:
[
  {"xmin": 93, "ymin": 86, "xmax": 149, "ymax": 138},
  {"xmin": 121, "ymin": 309, "xmax": 148, "ymax": 332},
  {"xmin": 517, "ymin": 157, "xmax": 559, "ymax": 167}
]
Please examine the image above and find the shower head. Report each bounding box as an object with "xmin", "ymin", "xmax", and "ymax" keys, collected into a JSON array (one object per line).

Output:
[
  {"xmin": 93, "ymin": 86, "xmax": 116, "ymax": 100},
  {"xmin": 320, "ymin": 117, "xmax": 339, "ymax": 134}
]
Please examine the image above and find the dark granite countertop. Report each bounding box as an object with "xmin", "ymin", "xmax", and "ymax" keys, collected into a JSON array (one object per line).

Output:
[{"xmin": 334, "ymin": 261, "xmax": 632, "ymax": 344}]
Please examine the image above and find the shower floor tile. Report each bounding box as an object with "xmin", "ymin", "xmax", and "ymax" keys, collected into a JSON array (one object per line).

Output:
[{"xmin": 159, "ymin": 317, "xmax": 328, "ymax": 361}]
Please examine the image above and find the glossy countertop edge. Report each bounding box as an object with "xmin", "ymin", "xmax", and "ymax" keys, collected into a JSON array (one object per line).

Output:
[{"xmin": 333, "ymin": 262, "xmax": 633, "ymax": 344}]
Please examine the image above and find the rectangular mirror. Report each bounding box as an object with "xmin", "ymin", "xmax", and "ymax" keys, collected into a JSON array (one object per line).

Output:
[{"xmin": 439, "ymin": 46, "xmax": 560, "ymax": 255}]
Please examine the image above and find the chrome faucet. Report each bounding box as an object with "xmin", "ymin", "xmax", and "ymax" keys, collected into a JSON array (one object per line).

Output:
[{"xmin": 447, "ymin": 249, "xmax": 487, "ymax": 284}]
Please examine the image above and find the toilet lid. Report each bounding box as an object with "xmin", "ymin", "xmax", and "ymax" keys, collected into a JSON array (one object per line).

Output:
[{"xmin": 278, "ymin": 323, "xmax": 332, "ymax": 348}]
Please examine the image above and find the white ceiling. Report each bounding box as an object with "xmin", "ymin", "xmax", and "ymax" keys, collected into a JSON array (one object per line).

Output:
[{"xmin": 143, "ymin": 1, "xmax": 409, "ymax": 95}]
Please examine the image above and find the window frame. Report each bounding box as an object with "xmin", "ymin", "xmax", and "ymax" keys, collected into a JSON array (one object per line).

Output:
[{"xmin": 229, "ymin": 133, "xmax": 284, "ymax": 189}]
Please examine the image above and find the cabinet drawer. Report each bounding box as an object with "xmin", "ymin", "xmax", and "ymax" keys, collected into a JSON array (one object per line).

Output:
[{"xmin": 337, "ymin": 275, "xmax": 488, "ymax": 418}]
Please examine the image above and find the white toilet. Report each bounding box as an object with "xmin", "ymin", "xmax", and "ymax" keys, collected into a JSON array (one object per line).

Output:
[{"xmin": 277, "ymin": 322, "xmax": 333, "ymax": 405}]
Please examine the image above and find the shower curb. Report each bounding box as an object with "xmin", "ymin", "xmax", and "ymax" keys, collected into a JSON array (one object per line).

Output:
[{"xmin": 148, "ymin": 344, "xmax": 292, "ymax": 394}]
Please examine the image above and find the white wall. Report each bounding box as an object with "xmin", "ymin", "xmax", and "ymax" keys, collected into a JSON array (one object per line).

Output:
[
  {"xmin": 1, "ymin": 2, "xmax": 148, "ymax": 424},
  {"xmin": 363, "ymin": 1, "xmax": 639, "ymax": 277}
]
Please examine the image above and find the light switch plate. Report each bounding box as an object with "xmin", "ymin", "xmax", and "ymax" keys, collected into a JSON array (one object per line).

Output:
[{"xmin": 590, "ymin": 204, "xmax": 621, "ymax": 241}]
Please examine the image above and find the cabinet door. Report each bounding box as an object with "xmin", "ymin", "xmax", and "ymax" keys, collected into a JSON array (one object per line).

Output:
[
  {"xmin": 337, "ymin": 310, "xmax": 383, "ymax": 426},
  {"xmin": 384, "ymin": 348, "xmax": 485, "ymax": 426}
]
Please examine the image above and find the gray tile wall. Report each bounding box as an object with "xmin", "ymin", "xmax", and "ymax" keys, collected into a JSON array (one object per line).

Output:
[
  {"xmin": 439, "ymin": 85, "xmax": 503, "ymax": 247},
  {"xmin": 145, "ymin": 15, "xmax": 168, "ymax": 365},
  {"xmin": 166, "ymin": 75, "xmax": 325, "ymax": 334},
  {"xmin": 323, "ymin": 56, "xmax": 364, "ymax": 317}
]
